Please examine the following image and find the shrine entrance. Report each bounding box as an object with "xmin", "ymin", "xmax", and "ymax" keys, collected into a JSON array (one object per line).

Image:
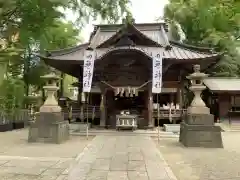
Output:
[
  {"xmin": 95, "ymin": 48, "xmax": 153, "ymax": 129},
  {"xmin": 105, "ymin": 88, "xmax": 148, "ymax": 129}
]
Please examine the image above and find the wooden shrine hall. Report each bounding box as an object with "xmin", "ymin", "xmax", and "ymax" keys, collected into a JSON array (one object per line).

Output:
[{"xmin": 40, "ymin": 22, "xmax": 221, "ymax": 129}]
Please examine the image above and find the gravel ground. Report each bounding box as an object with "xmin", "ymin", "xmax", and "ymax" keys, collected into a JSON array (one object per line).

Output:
[{"xmin": 154, "ymin": 132, "xmax": 240, "ymax": 180}]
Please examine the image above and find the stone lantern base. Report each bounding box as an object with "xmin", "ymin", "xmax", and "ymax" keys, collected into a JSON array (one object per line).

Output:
[
  {"xmin": 179, "ymin": 113, "xmax": 223, "ymax": 148},
  {"xmin": 28, "ymin": 112, "xmax": 69, "ymax": 144}
]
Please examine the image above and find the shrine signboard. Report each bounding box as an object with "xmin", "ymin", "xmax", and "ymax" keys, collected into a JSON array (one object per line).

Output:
[
  {"xmin": 152, "ymin": 51, "xmax": 163, "ymax": 94},
  {"xmin": 82, "ymin": 50, "xmax": 95, "ymax": 92}
]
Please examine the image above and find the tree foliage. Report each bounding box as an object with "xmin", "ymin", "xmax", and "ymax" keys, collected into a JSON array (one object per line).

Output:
[
  {"xmin": 164, "ymin": 0, "xmax": 240, "ymax": 76},
  {"xmin": 0, "ymin": 0, "xmax": 131, "ymax": 113},
  {"xmin": 0, "ymin": 0, "xmax": 131, "ymax": 87}
]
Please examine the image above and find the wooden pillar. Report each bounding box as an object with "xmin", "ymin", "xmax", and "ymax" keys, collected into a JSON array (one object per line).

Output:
[
  {"xmin": 177, "ymin": 71, "xmax": 183, "ymax": 108},
  {"xmin": 100, "ymin": 88, "xmax": 106, "ymax": 127},
  {"xmin": 78, "ymin": 80, "xmax": 84, "ymax": 122},
  {"xmin": 148, "ymin": 85, "xmax": 154, "ymax": 128}
]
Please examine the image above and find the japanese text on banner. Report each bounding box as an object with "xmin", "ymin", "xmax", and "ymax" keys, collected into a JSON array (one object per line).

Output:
[
  {"xmin": 152, "ymin": 52, "xmax": 163, "ymax": 94},
  {"xmin": 82, "ymin": 50, "xmax": 95, "ymax": 92}
]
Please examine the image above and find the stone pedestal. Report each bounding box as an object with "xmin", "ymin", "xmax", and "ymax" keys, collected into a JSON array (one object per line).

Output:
[
  {"xmin": 28, "ymin": 112, "xmax": 69, "ymax": 144},
  {"xmin": 179, "ymin": 65, "xmax": 223, "ymax": 148},
  {"xmin": 179, "ymin": 113, "xmax": 223, "ymax": 148},
  {"xmin": 28, "ymin": 73, "xmax": 69, "ymax": 144}
]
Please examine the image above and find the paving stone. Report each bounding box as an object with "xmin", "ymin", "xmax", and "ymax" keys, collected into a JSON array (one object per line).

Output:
[
  {"xmin": 41, "ymin": 168, "xmax": 64, "ymax": 176},
  {"xmin": 37, "ymin": 175, "xmax": 59, "ymax": 180},
  {"xmin": 13, "ymin": 174, "xmax": 39, "ymax": 180},
  {"xmin": 0, "ymin": 160, "xmax": 8, "ymax": 166},
  {"xmin": 112, "ymin": 154, "xmax": 128, "ymax": 162},
  {"xmin": 52, "ymin": 160, "xmax": 72, "ymax": 169},
  {"xmin": 107, "ymin": 171, "xmax": 128, "ymax": 180},
  {"xmin": 0, "ymin": 173, "xmax": 18, "ymax": 180},
  {"xmin": 87, "ymin": 170, "xmax": 108, "ymax": 180},
  {"xmin": 147, "ymin": 168, "xmax": 170, "ymax": 180},
  {"xmin": 127, "ymin": 147, "xmax": 141, "ymax": 153},
  {"xmin": 128, "ymin": 152, "xmax": 144, "ymax": 161},
  {"xmin": 56, "ymin": 175, "xmax": 68, "ymax": 180},
  {"xmin": 110, "ymin": 160, "xmax": 128, "ymax": 171},
  {"xmin": 92, "ymin": 159, "xmax": 111, "ymax": 170},
  {"xmin": 128, "ymin": 171, "xmax": 149, "ymax": 180},
  {"xmin": 127, "ymin": 160, "xmax": 146, "ymax": 171},
  {"xmin": 1, "ymin": 166, "xmax": 47, "ymax": 175},
  {"xmin": 97, "ymin": 152, "xmax": 114, "ymax": 159},
  {"xmin": 3, "ymin": 159, "xmax": 58, "ymax": 168},
  {"xmin": 61, "ymin": 168, "xmax": 69, "ymax": 175},
  {"xmin": 68, "ymin": 136, "xmax": 177, "ymax": 180}
]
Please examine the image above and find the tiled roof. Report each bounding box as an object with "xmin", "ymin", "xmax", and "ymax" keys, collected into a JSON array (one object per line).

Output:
[
  {"xmin": 41, "ymin": 22, "xmax": 221, "ymax": 62},
  {"xmin": 42, "ymin": 44, "xmax": 219, "ymax": 62},
  {"xmin": 204, "ymin": 78, "xmax": 240, "ymax": 91}
]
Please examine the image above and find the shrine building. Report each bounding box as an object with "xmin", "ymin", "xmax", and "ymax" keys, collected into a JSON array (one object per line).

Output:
[{"xmin": 40, "ymin": 22, "xmax": 225, "ymax": 129}]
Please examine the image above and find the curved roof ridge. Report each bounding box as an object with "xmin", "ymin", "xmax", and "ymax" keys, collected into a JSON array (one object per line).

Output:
[
  {"xmin": 96, "ymin": 23, "xmax": 164, "ymax": 48},
  {"xmin": 130, "ymin": 23, "xmax": 164, "ymax": 47},
  {"xmin": 46, "ymin": 43, "xmax": 89, "ymax": 57},
  {"xmin": 170, "ymin": 41, "xmax": 219, "ymax": 54}
]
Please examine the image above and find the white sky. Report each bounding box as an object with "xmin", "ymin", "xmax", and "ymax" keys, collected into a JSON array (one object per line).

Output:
[{"xmin": 66, "ymin": 0, "xmax": 169, "ymax": 42}]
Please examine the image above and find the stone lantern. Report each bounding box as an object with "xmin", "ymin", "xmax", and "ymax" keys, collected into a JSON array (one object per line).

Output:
[
  {"xmin": 40, "ymin": 73, "xmax": 61, "ymax": 112},
  {"xmin": 28, "ymin": 72, "xmax": 69, "ymax": 144},
  {"xmin": 186, "ymin": 64, "xmax": 210, "ymax": 114},
  {"xmin": 179, "ymin": 64, "xmax": 223, "ymax": 148}
]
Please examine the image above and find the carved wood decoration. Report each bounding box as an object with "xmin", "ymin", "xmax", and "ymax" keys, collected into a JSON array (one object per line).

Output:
[{"xmin": 94, "ymin": 51, "xmax": 152, "ymax": 86}]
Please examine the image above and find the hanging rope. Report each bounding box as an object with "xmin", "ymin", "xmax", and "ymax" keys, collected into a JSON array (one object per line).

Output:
[{"xmin": 100, "ymin": 80, "xmax": 152, "ymax": 90}]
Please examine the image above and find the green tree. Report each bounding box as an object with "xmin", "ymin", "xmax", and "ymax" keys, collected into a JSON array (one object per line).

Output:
[
  {"xmin": 164, "ymin": 0, "xmax": 240, "ymax": 76},
  {"xmin": 0, "ymin": 0, "xmax": 131, "ymax": 95},
  {"xmin": 27, "ymin": 20, "xmax": 81, "ymax": 95}
]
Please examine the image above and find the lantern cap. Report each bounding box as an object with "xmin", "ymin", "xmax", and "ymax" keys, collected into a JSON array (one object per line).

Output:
[{"xmin": 40, "ymin": 72, "xmax": 61, "ymax": 80}]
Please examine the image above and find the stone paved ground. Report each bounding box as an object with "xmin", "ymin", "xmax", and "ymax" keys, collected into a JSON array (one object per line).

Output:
[
  {"xmin": 154, "ymin": 132, "xmax": 240, "ymax": 180},
  {"xmin": 68, "ymin": 135, "xmax": 177, "ymax": 180},
  {"xmin": 0, "ymin": 129, "xmax": 93, "ymax": 180}
]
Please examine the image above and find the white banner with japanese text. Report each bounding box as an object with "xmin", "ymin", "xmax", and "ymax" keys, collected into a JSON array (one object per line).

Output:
[
  {"xmin": 152, "ymin": 51, "xmax": 163, "ymax": 94},
  {"xmin": 82, "ymin": 50, "xmax": 95, "ymax": 92}
]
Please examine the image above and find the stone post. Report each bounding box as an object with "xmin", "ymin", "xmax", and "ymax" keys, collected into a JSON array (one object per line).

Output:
[
  {"xmin": 179, "ymin": 65, "xmax": 223, "ymax": 148},
  {"xmin": 28, "ymin": 73, "xmax": 69, "ymax": 144}
]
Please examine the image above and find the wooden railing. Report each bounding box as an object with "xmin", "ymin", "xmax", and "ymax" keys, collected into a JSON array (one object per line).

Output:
[
  {"xmin": 63, "ymin": 105, "xmax": 101, "ymax": 121},
  {"xmin": 153, "ymin": 108, "xmax": 186, "ymax": 122}
]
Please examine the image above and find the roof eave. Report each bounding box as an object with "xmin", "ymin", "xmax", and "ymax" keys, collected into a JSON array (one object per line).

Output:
[{"xmin": 44, "ymin": 43, "xmax": 89, "ymax": 57}]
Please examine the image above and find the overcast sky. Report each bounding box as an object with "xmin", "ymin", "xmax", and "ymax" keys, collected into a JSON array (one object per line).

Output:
[{"xmin": 66, "ymin": 0, "xmax": 169, "ymax": 42}]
